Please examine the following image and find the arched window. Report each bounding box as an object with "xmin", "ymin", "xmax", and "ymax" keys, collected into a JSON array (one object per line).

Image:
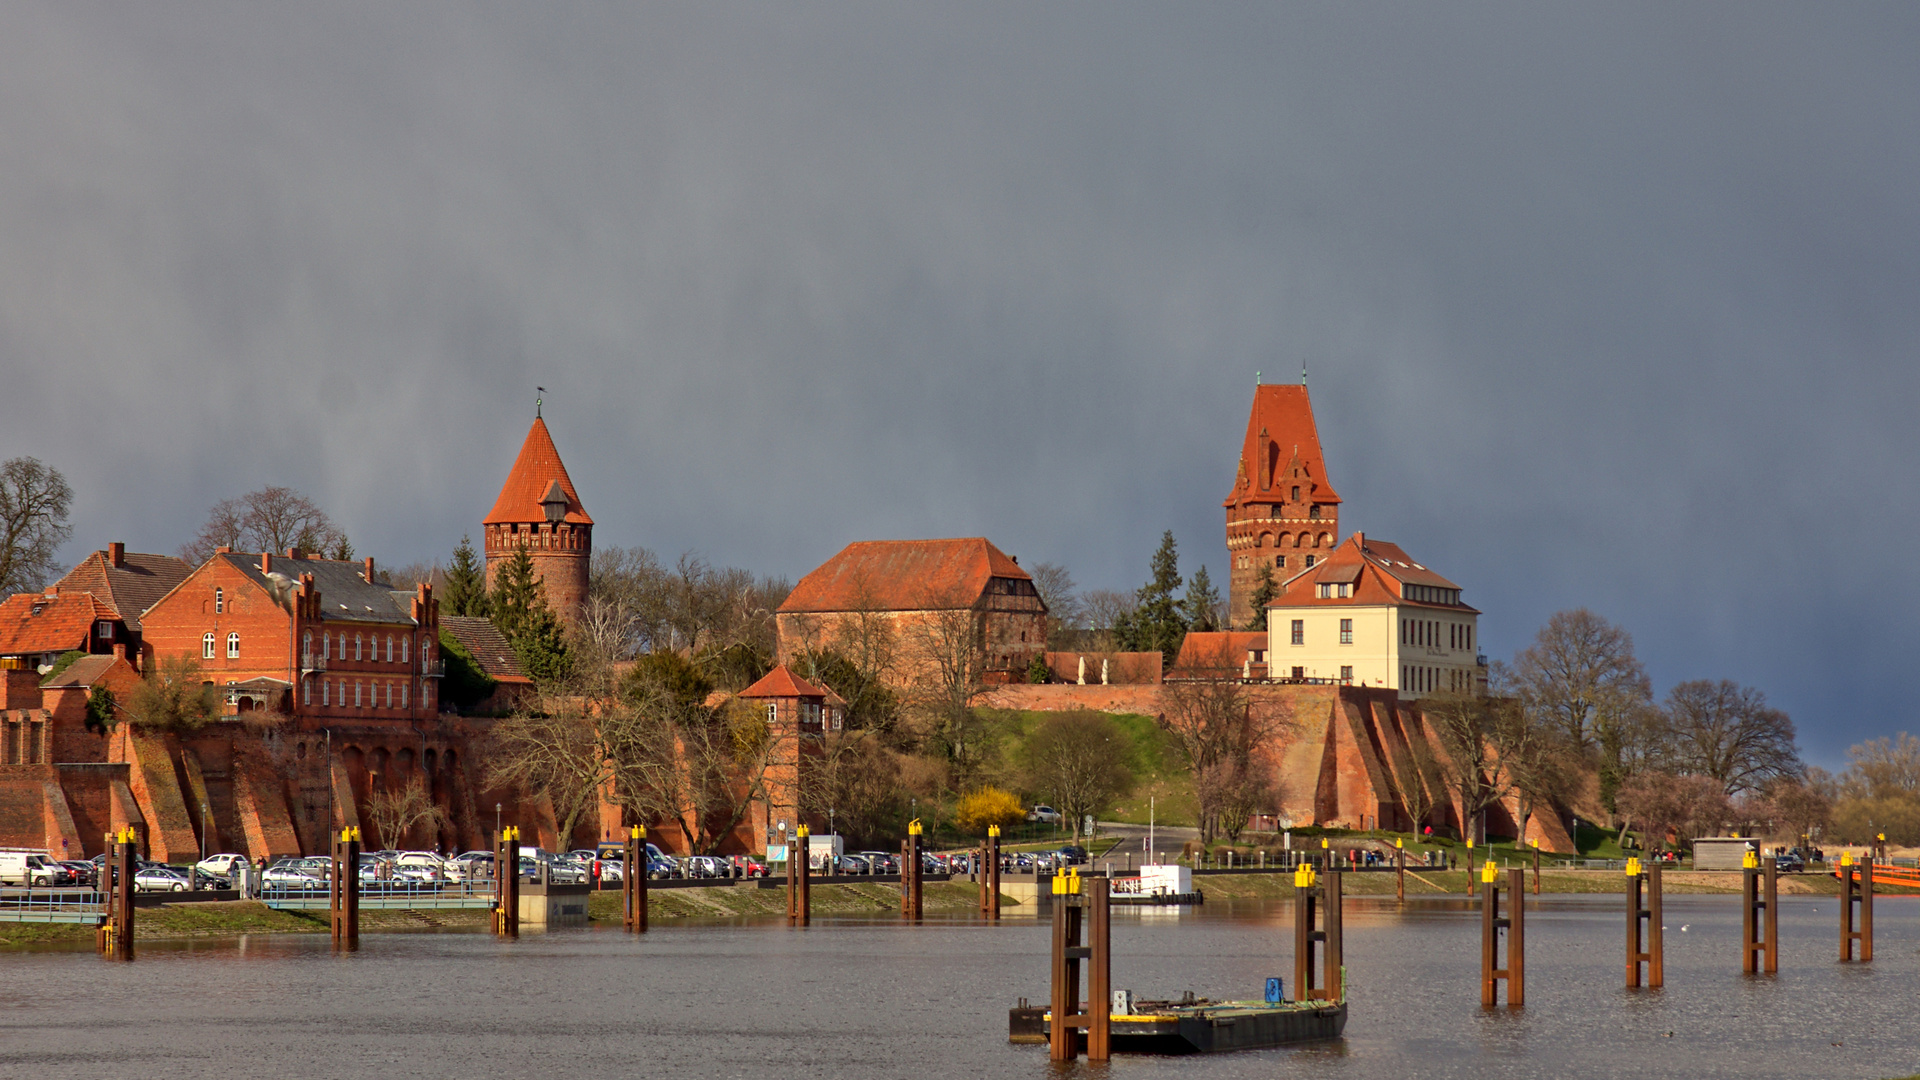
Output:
[
  {"xmin": 322, "ymin": 681, "xmax": 331, "ymax": 706},
  {"xmin": 202, "ymin": 633, "xmax": 215, "ymax": 659},
  {"xmin": 227, "ymin": 632, "xmax": 240, "ymax": 658},
  {"xmin": 354, "ymin": 633, "xmax": 363, "ymax": 661},
  {"xmin": 323, "ymin": 633, "xmax": 331, "ymax": 660},
  {"xmin": 401, "ymin": 683, "xmax": 409, "ymax": 709},
  {"xmin": 215, "ymin": 588, "xmax": 224, "ymax": 614},
  {"xmin": 401, "ymin": 636, "xmax": 409, "ymax": 664},
  {"xmin": 303, "ymin": 679, "xmax": 311, "ymax": 706},
  {"xmin": 354, "ymin": 681, "xmax": 362, "ymax": 708},
  {"xmin": 385, "ymin": 635, "xmax": 393, "ymax": 663},
  {"xmin": 302, "ymin": 631, "xmax": 312, "ymax": 663},
  {"xmin": 1319, "ymin": 532, "xmax": 1332, "ymax": 548}
]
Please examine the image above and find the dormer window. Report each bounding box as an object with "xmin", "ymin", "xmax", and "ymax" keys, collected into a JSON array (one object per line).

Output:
[
  {"xmin": 1308, "ymin": 505, "xmax": 1321, "ymax": 520},
  {"xmin": 96, "ymin": 621, "xmax": 113, "ymax": 640},
  {"xmin": 1291, "ymin": 486, "xmax": 1300, "ymax": 501},
  {"xmin": 540, "ymin": 480, "xmax": 569, "ymax": 524}
]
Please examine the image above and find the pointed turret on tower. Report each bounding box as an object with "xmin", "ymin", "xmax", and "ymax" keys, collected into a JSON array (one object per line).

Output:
[
  {"xmin": 1223, "ymin": 384, "xmax": 1341, "ymax": 628},
  {"xmin": 484, "ymin": 415, "xmax": 592, "ymax": 627}
]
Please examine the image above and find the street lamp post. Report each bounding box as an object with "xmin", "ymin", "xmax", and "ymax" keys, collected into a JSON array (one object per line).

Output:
[{"xmin": 495, "ymin": 803, "xmax": 502, "ymax": 844}]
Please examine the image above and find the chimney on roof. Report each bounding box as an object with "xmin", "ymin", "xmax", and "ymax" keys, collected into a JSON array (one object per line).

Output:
[
  {"xmin": 363, "ymin": 557, "xmax": 375, "ymax": 583},
  {"xmin": 286, "ymin": 547, "xmax": 301, "ymax": 560},
  {"xmin": 112, "ymin": 643, "xmax": 126, "ymax": 662},
  {"xmin": 108, "ymin": 542, "xmax": 124, "ymax": 568},
  {"xmin": 215, "ymin": 546, "xmax": 232, "ymax": 555},
  {"xmin": 261, "ymin": 553, "xmax": 272, "ymax": 574}
]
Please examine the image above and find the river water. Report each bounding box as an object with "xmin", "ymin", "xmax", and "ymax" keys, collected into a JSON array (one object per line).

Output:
[{"xmin": 4, "ymin": 894, "xmax": 1917, "ymax": 1079}]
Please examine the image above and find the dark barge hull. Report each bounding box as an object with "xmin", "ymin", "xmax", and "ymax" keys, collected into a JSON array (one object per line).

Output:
[{"xmin": 1019, "ymin": 1000, "xmax": 1346, "ymax": 1054}]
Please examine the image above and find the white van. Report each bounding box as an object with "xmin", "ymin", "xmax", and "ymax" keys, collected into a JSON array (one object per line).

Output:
[{"xmin": 0, "ymin": 849, "xmax": 56, "ymax": 886}]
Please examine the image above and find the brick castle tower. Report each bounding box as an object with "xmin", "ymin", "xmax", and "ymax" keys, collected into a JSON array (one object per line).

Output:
[
  {"xmin": 484, "ymin": 410, "xmax": 592, "ymax": 627},
  {"xmin": 1224, "ymin": 381, "xmax": 1341, "ymax": 628}
]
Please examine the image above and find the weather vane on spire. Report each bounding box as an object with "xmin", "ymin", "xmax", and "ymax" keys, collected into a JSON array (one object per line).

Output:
[
  {"xmin": 1256, "ymin": 370, "xmax": 1262, "ymax": 385},
  {"xmin": 536, "ymin": 387, "xmax": 547, "ymax": 418},
  {"xmin": 1301, "ymin": 362, "xmax": 1308, "ymax": 387}
]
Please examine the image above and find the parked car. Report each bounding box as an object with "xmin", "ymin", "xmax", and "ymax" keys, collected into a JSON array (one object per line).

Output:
[
  {"xmin": 682, "ymin": 855, "xmax": 729, "ymax": 879},
  {"xmin": 22, "ymin": 855, "xmax": 75, "ymax": 887},
  {"xmin": 1026, "ymin": 805, "xmax": 1063, "ymax": 825},
  {"xmin": 1054, "ymin": 845, "xmax": 1089, "ymax": 864},
  {"xmin": 857, "ymin": 851, "xmax": 898, "ymax": 874},
  {"xmin": 61, "ymin": 860, "xmax": 98, "ymax": 888},
  {"xmin": 646, "ymin": 856, "xmax": 678, "ymax": 879},
  {"xmin": 135, "ymin": 866, "xmax": 192, "ymax": 892},
  {"xmin": 1775, "ymin": 852, "xmax": 1807, "ymax": 874}
]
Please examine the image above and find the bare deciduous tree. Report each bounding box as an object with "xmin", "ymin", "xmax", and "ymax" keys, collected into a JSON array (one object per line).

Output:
[
  {"xmin": 0, "ymin": 456, "xmax": 73, "ymax": 594},
  {"xmin": 1424, "ymin": 689, "xmax": 1545, "ymax": 844},
  {"xmin": 1614, "ymin": 770, "xmax": 1734, "ymax": 851},
  {"xmin": 1159, "ymin": 679, "xmax": 1292, "ymax": 843},
  {"xmin": 1022, "ymin": 711, "xmax": 1134, "ymax": 842},
  {"xmin": 367, "ymin": 777, "xmax": 450, "ymax": 850},
  {"xmin": 1509, "ymin": 609, "xmax": 1653, "ymax": 810},
  {"xmin": 180, "ymin": 485, "xmax": 345, "ymax": 563},
  {"xmin": 1663, "ymin": 679, "xmax": 1801, "ymax": 796},
  {"xmin": 1026, "ymin": 561, "xmax": 1085, "ymax": 647},
  {"xmin": 482, "ymin": 694, "xmax": 612, "ymax": 847}
]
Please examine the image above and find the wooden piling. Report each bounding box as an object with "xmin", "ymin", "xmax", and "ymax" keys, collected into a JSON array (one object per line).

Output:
[
  {"xmin": 1841, "ymin": 856, "xmax": 1873, "ymax": 962},
  {"xmin": 1532, "ymin": 841, "xmax": 1541, "ymax": 896},
  {"xmin": 1396, "ymin": 843, "xmax": 1405, "ymax": 903},
  {"xmin": 623, "ymin": 825, "xmax": 648, "ymax": 933},
  {"xmin": 980, "ymin": 826, "xmax": 1002, "ymax": 920},
  {"xmin": 1480, "ymin": 864, "xmax": 1523, "ymax": 1007},
  {"xmin": 1740, "ymin": 853, "xmax": 1776, "ymax": 974},
  {"xmin": 1049, "ymin": 872, "xmax": 1084, "ymax": 1062}
]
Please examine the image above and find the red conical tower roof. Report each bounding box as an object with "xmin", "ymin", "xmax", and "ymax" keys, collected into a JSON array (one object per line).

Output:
[{"xmin": 484, "ymin": 417, "xmax": 593, "ymax": 525}]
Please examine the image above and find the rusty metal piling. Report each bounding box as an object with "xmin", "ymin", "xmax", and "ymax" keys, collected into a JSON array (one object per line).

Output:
[
  {"xmin": 1625, "ymin": 858, "xmax": 1663, "ymax": 988},
  {"xmin": 788, "ymin": 825, "xmax": 811, "ymax": 926},
  {"xmin": 1047, "ymin": 870, "xmax": 1110, "ymax": 1062},
  {"xmin": 1840, "ymin": 854, "xmax": 1873, "ymax": 962},
  {"xmin": 979, "ymin": 825, "xmax": 1001, "ymax": 920},
  {"xmin": 1395, "ymin": 841, "xmax": 1405, "ymax": 903},
  {"xmin": 97, "ymin": 828, "xmax": 136, "ymax": 960},
  {"xmin": 1292, "ymin": 863, "xmax": 1344, "ymax": 1001},
  {"xmin": 1479, "ymin": 864, "xmax": 1523, "ymax": 1007},
  {"xmin": 623, "ymin": 825, "xmax": 648, "ymax": 933},
  {"xmin": 494, "ymin": 827, "xmax": 521, "ymax": 938},
  {"xmin": 1740, "ymin": 852, "xmax": 1776, "ymax": 974},
  {"xmin": 901, "ymin": 820, "xmax": 924, "ymax": 921},
  {"xmin": 330, "ymin": 827, "xmax": 361, "ymax": 949}
]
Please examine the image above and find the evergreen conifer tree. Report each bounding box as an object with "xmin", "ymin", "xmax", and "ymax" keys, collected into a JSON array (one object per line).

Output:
[
  {"xmin": 490, "ymin": 543, "xmax": 572, "ymax": 684},
  {"xmin": 1245, "ymin": 565, "xmax": 1278, "ymax": 631},
  {"xmin": 1183, "ymin": 565, "xmax": 1221, "ymax": 633},
  {"xmin": 443, "ymin": 535, "xmax": 489, "ymax": 617},
  {"xmin": 1115, "ymin": 530, "xmax": 1189, "ymax": 665}
]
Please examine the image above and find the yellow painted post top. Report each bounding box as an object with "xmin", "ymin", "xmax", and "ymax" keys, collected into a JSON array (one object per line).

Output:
[
  {"xmin": 988, "ymin": 824, "xmax": 1000, "ymax": 838},
  {"xmin": 1625, "ymin": 857, "xmax": 1642, "ymax": 877},
  {"xmin": 1294, "ymin": 863, "xmax": 1317, "ymax": 889},
  {"xmin": 1742, "ymin": 850, "xmax": 1759, "ymax": 869},
  {"xmin": 1529, "ymin": 838, "xmax": 1539, "ymax": 849},
  {"xmin": 1840, "ymin": 851, "xmax": 1854, "ymax": 867},
  {"xmin": 1465, "ymin": 838, "xmax": 1474, "ymax": 851},
  {"xmin": 1480, "ymin": 860, "xmax": 1498, "ymax": 884},
  {"xmin": 797, "ymin": 825, "xmax": 810, "ymax": 840},
  {"xmin": 1320, "ymin": 838, "xmax": 1329, "ymax": 850},
  {"xmin": 1877, "ymin": 832, "xmax": 1886, "ymax": 842},
  {"xmin": 1395, "ymin": 839, "xmax": 1403, "ymax": 850},
  {"xmin": 908, "ymin": 819, "xmax": 922, "ymax": 837}
]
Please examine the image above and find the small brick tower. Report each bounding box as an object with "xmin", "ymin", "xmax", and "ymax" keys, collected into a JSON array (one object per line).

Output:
[
  {"xmin": 1224, "ymin": 379, "xmax": 1341, "ymax": 628},
  {"xmin": 484, "ymin": 409, "xmax": 592, "ymax": 627}
]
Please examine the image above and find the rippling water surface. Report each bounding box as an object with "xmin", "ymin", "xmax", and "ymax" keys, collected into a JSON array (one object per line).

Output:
[{"xmin": 4, "ymin": 894, "xmax": 1917, "ymax": 1079}]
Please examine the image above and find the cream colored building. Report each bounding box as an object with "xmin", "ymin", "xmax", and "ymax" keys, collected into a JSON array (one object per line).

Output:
[{"xmin": 1263, "ymin": 532, "xmax": 1483, "ymax": 698}]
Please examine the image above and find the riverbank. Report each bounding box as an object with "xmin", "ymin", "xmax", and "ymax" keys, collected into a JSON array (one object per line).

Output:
[{"xmin": 4, "ymin": 870, "xmax": 1905, "ymax": 947}]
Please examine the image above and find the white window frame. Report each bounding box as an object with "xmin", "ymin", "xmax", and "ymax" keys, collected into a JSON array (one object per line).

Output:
[
  {"xmin": 402, "ymin": 636, "xmax": 410, "ymax": 664},
  {"xmin": 96, "ymin": 621, "xmax": 113, "ymax": 639},
  {"xmin": 214, "ymin": 588, "xmax": 224, "ymax": 614},
  {"xmin": 1339, "ymin": 618, "xmax": 1353, "ymax": 645},
  {"xmin": 226, "ymin": 632, "xmax": 240, "ymax": 658},
  {"xmin": 202, "ymin": 632, "xmax": 215, "ymax": 659}
]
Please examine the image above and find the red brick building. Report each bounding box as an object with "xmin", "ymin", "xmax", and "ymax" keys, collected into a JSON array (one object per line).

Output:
[
  {"xmin": 1224, "ymin": 382, "xmax": 1341, "ymax": 629},
  {"xmin": 484, "ymin": 415, "xmax": 592, "ymax": 627},
  {"xmin": 53, "ymin": 542, "xmax": 193, "ymax": 668},
  {"xmin": 140, "ymin": 551, "xmax": 443, "ymax": 721},
  {"xmin": 776, "ymin": 538, "xmax": 1048, "ymax": 687}
]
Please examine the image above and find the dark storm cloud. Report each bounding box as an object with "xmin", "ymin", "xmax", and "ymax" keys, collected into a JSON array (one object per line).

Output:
[{"xmin": 1, "ymin": 4, "xmax": 1915, "ymax": 765}]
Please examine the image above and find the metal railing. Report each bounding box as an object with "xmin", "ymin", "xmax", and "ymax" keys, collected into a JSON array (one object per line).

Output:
[
  {"xmin": 300, "ymin": 653, "xmax": 327, "ymax": 672},
  {"xmin": 0, "ymin": 887, "xmax": 105, "ymax": 924},
  {"xmin": 422, "ymin": 660, "xmax": 445, "ymax": 678},
  {"xmin": 261, "ymin": 876, "xmax": 498, "ymax": 911}
]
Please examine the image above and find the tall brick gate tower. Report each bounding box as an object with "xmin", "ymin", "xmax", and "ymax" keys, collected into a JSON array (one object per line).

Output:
[
  {"xmin": 484, "ymin": 410, "xmax": 592, "ymax": 627},
  {"xmin": 1224, "ymin": 381, "xmax": 1341, "ymax": 628}
]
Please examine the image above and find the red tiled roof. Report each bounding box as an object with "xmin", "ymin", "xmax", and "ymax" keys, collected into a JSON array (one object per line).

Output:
[
  {"xmin": 1173, "ymin": 632, "xmax": 1267, "ymax": 671},
  {"xmin": 484, "ymin": 418, "xmax": 593, "ymax": 526},
  {"xmin": 778, "ymin": 538, "xmax": 1032, "ymax": 613},
  {"xmin": 0, "ymin": 592, "xmax": 116, "ymax": 656},
  {"xmin": 39, "ymin": 654, "xmax": 127, "ymax": 689},
  {"xmin": 1224, "ymin": 384, "xmax": 1342, "ymax": 509},
  {"xmin": 439, "ymin": 616, "xmax": 530, "ymax": 682},
  {"xmin": 1267, "ymin": 533, "xmax": 1478, "ymax": 613},
  {"xmin": 738, "ymin": 665, "xmax": 830, "ymax": 700},
  {"xmin": 54, "ymin": 549, "xmax": 193, "ymax": 629}
]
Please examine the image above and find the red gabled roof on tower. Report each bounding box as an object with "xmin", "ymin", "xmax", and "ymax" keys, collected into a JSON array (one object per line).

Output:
[
  {"xmin": 738, "ymin": 665, "xmax": 830, "ymax": 700},
  {"xmin": 1223, "ymin": 383, "xmax": 1341, "ymax": 509},
  {"xmin": 484, "ymin": 417, "xmax": 593, "ymax": 526}
]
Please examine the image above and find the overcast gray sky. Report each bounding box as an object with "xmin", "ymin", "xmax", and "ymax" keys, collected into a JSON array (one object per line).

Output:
[{"xmin": 2, "ymin": 5, "xmax": 1915, "ymax": 767}]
